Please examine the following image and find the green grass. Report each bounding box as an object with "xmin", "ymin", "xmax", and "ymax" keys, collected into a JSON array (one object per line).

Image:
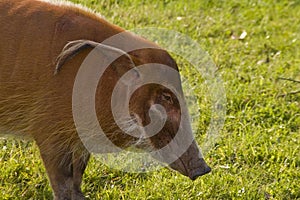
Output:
[{"xmin": 1, "ymin": 0, "xmax": 299, "ymax": 199}]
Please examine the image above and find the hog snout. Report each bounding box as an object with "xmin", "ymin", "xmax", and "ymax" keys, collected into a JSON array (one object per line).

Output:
[
  {"xmin": 167, "ymin": 139, "xmax": 211, "ymax": 180},
  {"xmin": 169, "ymin": 157, "xmax": 211, "ymax": 180},
  {"xmin": 188, "ymin": 158, "xmax": 211, "ymax": 180}
]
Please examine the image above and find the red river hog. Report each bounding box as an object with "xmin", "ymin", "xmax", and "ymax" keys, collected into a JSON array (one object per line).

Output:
[{"xmin": 0, "ymin": 0, "xmax": 211, "ymax": 199}]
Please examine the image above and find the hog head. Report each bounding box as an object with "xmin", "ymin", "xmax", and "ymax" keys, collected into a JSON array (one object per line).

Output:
[{"xmin": 124, "ymin": 49, "xmax": 211, "ymax": 180}]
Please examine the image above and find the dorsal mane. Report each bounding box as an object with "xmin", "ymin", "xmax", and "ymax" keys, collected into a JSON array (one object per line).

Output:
[{"xmin": 37, "ymin": 0, "xmax": 105, "ymax": 21}]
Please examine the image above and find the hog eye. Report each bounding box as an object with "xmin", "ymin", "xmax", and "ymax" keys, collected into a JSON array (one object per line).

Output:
[{"xmin": 162, "ymin": 92, "xmax": 173, "ymax": 104}]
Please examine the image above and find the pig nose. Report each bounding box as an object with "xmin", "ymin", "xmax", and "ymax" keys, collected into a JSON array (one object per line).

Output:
[{"xmin": 189, "ymin": 165, "xmax": 211, "ymax": 181}]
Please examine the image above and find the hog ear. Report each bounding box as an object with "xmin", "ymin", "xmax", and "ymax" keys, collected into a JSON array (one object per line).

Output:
[{"xmin": 54, "ymin": 39, "xmax": 141, "ymax": 81}]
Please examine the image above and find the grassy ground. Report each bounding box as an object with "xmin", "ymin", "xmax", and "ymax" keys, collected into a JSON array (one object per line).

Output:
[{"xmin": 1, "ymin": 0, "xmax": 299, "ymax": 199}]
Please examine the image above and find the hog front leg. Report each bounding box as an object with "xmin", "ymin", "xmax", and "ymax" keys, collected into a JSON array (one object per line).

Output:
[{"xmin": 36, "ymin": 137, "xmax": 90, "ymax": 200}]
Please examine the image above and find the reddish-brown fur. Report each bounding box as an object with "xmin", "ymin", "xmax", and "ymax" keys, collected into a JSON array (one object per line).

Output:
[{"xmin": 0, "ymin": 0, "xmax": 211, "ymax": 199}]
